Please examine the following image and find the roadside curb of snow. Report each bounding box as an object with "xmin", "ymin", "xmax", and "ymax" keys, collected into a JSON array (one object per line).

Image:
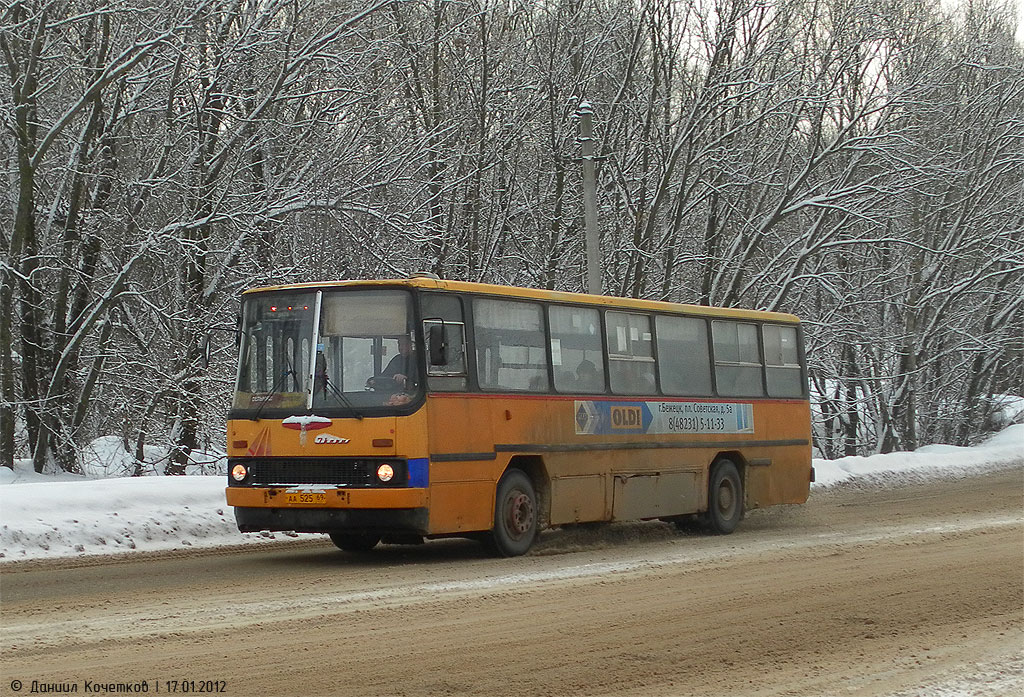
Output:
[
  {"xmin": 810, "ymin": 424, "xmax": 1023, "ymax": 490},
  {"xmin": 812, "ymin": 458, "xmax": 1023, "ymax": 493}
]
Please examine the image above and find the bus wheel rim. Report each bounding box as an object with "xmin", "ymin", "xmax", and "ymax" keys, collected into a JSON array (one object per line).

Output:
[
  {"xmin": 718, "ymin": 480, "xmax": 735, "ymax": 516},
  {"xmin": 506, "ymin": 491, "xmax": 534, "ymax": 537}
]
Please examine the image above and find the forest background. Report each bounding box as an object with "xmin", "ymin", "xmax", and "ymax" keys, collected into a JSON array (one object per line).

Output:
[{"xmin": 2, "ymin": 0, "xmax": 1021, "ymax": 474}]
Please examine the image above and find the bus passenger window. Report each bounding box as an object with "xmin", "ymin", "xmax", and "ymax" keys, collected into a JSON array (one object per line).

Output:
[
  {"xmin": 712, "ymin": 321, "xmax": 764, "ymax": 397},
  {"xmin": 763, "ymin": 324, "xmax": 804, "ymax": 397},
  {"xmin": 606, "ymin": 311, "xmax": 655, "ymax": 395},
  {"xmin": 656, "ymin": 315, "xmax": 712, "ymax": 396},
  {"xmin": 474, "ymin": 298, "xmax": 549, "ymax": 391},
  {"xmin": 549, "ymin": 305, "xmax": 605, "ymax": 393}
]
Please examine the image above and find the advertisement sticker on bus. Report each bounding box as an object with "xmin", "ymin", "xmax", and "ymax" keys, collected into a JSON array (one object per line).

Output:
[{"xmin": 575, "ymin": 400, "xmax": 754, "ymax": 435}]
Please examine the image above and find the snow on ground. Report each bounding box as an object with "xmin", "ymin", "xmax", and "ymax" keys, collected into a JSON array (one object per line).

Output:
[
  {"xmin": 1, "ymin": 424, "xmax": 1021, "ymax": 564},
  {"xmin": 811, "ymin": 423, "xmax": 1023, "ymax": 487}
]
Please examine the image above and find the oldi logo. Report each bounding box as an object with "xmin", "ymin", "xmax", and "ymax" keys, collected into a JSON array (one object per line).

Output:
[
  {"xmin": 610, "ymin": 406, "xmax": 643, "ymax": 429},
  {"xmin": 314, "ymin": 433, "xmax": 351, "ymax": 444}
]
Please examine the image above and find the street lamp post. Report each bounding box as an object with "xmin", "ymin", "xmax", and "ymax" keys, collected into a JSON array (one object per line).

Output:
[{"xmin": 578, "ymin": 100, "xmax": 601, "ymax": 295}]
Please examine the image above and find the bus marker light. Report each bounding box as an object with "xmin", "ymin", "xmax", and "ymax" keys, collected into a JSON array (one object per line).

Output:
[
  {"xmin": 231, "ymin": 464, "xmax": 248, "ymax": 482},
  {"xmin": 372, "ymin": 438, "xmax": 394, "ymax": 448},
  {"xmin": 377, "ymin": 464, "xmax": 395, "ymax": 482}
]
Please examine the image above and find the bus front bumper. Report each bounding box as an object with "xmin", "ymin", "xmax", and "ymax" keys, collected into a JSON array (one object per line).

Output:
[{"xmin": 226, "ymin": 487, "xmax": 429, "ymax": 534}]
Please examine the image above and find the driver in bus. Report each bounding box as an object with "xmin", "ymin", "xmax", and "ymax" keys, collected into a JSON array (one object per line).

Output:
[
  {"xmin": 370, "ymin": 335, "xmax": 418, "ymax": 405},
  {"xmin": 381, "ymin": 335, "xmax": 416, "ymax": 389}
]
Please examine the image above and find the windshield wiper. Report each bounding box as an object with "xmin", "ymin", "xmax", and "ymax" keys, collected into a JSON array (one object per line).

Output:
[{"xmin": 319, "ymin": 373, "xmax": 364, "ymax": 420}]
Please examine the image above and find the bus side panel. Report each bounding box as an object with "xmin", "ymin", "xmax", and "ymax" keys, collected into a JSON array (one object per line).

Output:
[
  {"xmin": 744, "ymin": 446, "xmax": 812, "ymax": 509},
  {"xmin": 496, "ymin": 399, "xmax": 609, "ymax": 527},
  {"xmin": 422, "ymin": 394, "xmax": 813, "ymax": 533},
  {"xmin": 425, "ymin": 395, "xmax": 498, "ymax": 535},
  {"xmin": 610, "ymin": 471, "xmax": 701, "ymax": 521},
  {"xmin": 746, "ymin": 400, "xmax": 813, "ymax": 509},
  {"xmin": 428, "ymin": 478, "xmax": 496, "ymax": 533},
  {"xmin": 394, "ymin": 408, "xmax": 430, "ymax": 465},
  {"xmin": 549, "ymin": 474, "xmax": 607, "ymax": 524}
]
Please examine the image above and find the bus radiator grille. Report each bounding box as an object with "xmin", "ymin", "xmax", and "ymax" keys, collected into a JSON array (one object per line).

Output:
[{"xmin": 229, "ymin": 457, "xmax": 408, "ymax": 487}]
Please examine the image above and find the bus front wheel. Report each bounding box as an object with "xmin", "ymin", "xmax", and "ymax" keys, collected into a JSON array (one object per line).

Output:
[
  {"xmin": 328, "ymin": 532, "xmax": 380, "ymax": 552},
  {"xmin": 487, "ymin": 469, "xmax": 538, "ymax": 557},
  {"xmin": 706, "ymin": 459, "xmax": 743, "ymax": 534}
]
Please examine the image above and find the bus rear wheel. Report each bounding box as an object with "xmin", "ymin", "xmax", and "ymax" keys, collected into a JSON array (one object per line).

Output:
[
  {"xmin": 486, "ymin": 469, "xmax": 538, "ymax": 557},
  {"xmin": 706, "ymin": 459, "xmax": 743, "ymax": 534},
  {"xmin": 328, "ymin": 531, "xmax": 380, "ymax": 552}
]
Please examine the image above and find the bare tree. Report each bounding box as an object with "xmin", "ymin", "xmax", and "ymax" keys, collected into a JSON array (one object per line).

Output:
[{"xmin": 1, "ymin": 0, "xmax": 1019, "ymax": 473}]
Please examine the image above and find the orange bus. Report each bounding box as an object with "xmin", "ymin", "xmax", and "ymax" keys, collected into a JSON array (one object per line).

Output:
[{"xmin": 226, "ymin": 276, "xmax": 813, "ymax": 556}]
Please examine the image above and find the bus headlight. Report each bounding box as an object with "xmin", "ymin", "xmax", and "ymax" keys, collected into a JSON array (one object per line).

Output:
[
  {"xmin": 376, "ymin": 463, "xmax": 395, "ymax": 483},
  {"xmin": 231, "ymin": 463, "xmax": 248, "ymax": 482}
]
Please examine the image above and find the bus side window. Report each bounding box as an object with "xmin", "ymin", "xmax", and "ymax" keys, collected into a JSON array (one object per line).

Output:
[
  {"xmin": 656, "ymin": 315, "xmax": 712, "ymax": 396},
  {"xmin": 474, "ymin": 298, "xmax": 548, "ymax": 391},
  {"xmin": 421, "ymin": 292, "xmax": 468, "ymax": 391},
  {"xmin": 712, "ymin": 321, "xmax": 764, "ymax": 397},
  {"xmin": 549, "ymin": 305, "xmax": 605, "ymax": 393},
  {"xmin": 763, "ymin": 324, "xmax": 804, "ymax": 397},
  {"xmin": 606, "ymin": 311, "xmax": 656, "ymax": 395}
]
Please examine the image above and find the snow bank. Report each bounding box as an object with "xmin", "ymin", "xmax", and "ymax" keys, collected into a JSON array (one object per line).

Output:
[
  {"xmin": 1, "ymin": 425, "xmax": 1021, "ymax": 563},
  {"xmin": 812, "ymin": 423, "xmax": 1023, "ymax": 487},
  {"xmin": 0, "ymin": 475, "xmax": 289, "ymax": 562}
]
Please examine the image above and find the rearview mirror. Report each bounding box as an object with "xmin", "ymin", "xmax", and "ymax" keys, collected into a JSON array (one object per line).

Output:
[{"xmin": 428, "ymin": 324, "xmax": 447, "ymax": 366}]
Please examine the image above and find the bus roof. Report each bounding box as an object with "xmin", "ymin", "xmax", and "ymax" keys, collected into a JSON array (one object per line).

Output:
[{"xmin": 242, "ymin": 277, "xmax": 801, "ymax": 323}]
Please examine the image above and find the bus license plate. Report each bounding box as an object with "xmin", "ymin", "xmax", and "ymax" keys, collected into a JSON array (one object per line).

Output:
[{"xmin": 285, "ymin": 492, "xmax": 327, "ymax": 505}]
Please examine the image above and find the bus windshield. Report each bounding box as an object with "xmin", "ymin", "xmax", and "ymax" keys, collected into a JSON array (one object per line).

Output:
[
  {"xmin": 234, "ymin": 291, "xmax": 316, "ymax": 413},
  {"xmin": 233, "ymin": 288, "xmax": 421, "ymax": 416}
]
